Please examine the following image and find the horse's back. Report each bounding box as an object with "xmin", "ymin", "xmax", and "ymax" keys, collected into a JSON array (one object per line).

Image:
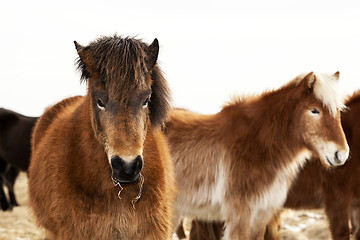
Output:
[
  {"xmin": 32, "ymin": 96, "xmax": 83, "ymax": 150},
  {"xmin": 0, "ymin": 108, "xmax": 19, "ymax": 129},
  {"xmin": 0, "ymin": 108, "xmax": 37, "ymax": 170},
  {"xmin": 166, "ymin": 109, "xmax": 229, "ymax": 222}
]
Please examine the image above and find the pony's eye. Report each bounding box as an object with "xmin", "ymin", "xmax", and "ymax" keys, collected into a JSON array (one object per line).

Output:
[
  {"xmin": 97, "ymin": 99, "xmax": 106, "ymax": 110},
  {"xmin": 143, "ymin": 98, "xmax": 150, "ymax": 108},
  {"xmin": 310, "ymin": 108, "xmax": 320, "ymax": 114}
]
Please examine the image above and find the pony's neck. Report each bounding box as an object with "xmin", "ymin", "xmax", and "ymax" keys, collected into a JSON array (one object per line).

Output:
[
  {"xmin": 342, "ymin": 96, "xmax": 360, "ymax": 144},
  {"xmin": 228, "ymin": 86, "xmax": 304, "ymax": 165}
]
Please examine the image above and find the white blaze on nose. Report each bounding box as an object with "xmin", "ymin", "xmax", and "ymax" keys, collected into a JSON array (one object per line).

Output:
[
  {"xmin": 336, "ymin": 145, "xmax": 350, "ymax": 163},
  {"xmin": 319, "ymin": 142, "xmax": 349, "ymax": 166}
]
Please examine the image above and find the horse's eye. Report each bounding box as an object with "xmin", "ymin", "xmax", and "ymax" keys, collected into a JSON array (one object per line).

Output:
[
  {"xmin": 97, "ymin": 99, "xmax": 105, "ymax": 110},
  {"xmin": 143, "ymin": 98, "xmax": 150, "ymax": 108},
  {"xmin": 310, "ymin": 108, "xmax": 320, "ymax": 114}
]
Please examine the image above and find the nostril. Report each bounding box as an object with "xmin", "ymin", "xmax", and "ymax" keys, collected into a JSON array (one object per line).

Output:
[
  {"xmin": 111, "ymin": 155, "xmax": 143, "ymax": 176},
  {"xmin": 334, "ymin": 150, "xmax": 349, "ymax": 164},
  {"xmin": 133, "ymin": 155, "xmax": 143, "ymax": 174},
  {"xmin": 111, "ymin": 155, "xmax": 124, "ymax": 171},
  {"xmin": 334, "ymin": 151, "xmax": 344, "ymax": 164}
]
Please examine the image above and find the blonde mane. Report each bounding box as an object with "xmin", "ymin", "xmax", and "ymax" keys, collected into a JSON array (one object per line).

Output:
[
  {"xmin": 225, "ymin": 72, "xmax": 345, "ymax": 118},
  {"xmin": 292, "ymin": 72, "xmax": 346, "ymax": 117}
]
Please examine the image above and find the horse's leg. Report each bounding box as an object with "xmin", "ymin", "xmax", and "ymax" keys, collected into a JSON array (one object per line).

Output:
[
  {"xmin": 213, "ymin": 221, "xmax": 225, "ymax": 239},
  {"xmin": 0, "ymin": 174, "xmax": 10, "ymax": 211},
  {"xmin": 176, "ymin": 218, "xmax": 187, "ymax": 239},
  {"xmin": 223, "ymin": 219, "xmax": 250, "ymax": 240},
  {"xmin": 223, "ymin": 204, "xmax": 251, "ymax": 240},
  {"xmin": 325, "ymin": 193, "xmax": 351, "ymax": 240},
  {"xmin": 4, "ymin": 166, "xmax": 20, "ymax": 206},
  {"xmin": 249, "ymin": 218, "xmax": 267, "ymax": 240},
  {"xmin": 173, "ymin": 209, "xmax": 187, "ymax": 239},
  {"xmin": 189, "ymin": 220, "xmax": 218, "ymax": 240},
  {"xmin": 264, "ymin": 211, "xmax": 282, "ymax": 240},
  {"xmin": 207, "ymin": 221, "xmax": 224, "ymax": 240},
  {"xmin": 0, "ymin": 158, "xmax": 10, "ymax": 210},
  {"xmin": 350, "ymin": 200, "xmax": 360, "ymax": 240}
]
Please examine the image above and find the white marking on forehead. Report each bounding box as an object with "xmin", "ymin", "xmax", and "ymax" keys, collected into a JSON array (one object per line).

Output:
[{"xmin": 294, "ymin": 72, "xmax": 346, "ymax": 117}]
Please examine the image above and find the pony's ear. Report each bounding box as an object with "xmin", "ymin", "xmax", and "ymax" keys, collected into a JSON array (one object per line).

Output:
[
  {"xmin": 74, "ymin": 41, "xmax": 87, "ymax": 60},
  {"xmin": 303, "ymin": 72, "xmax": 316, "ymax": 91},
  {"xmin": 146, "ymin": 39, "xmax": 159, "ymax": 70},
  {"xmin": 74, "ymin": 41, "xmax": 92, "ymax": 82},
  {"xmin": 149, "ymin": 67, "xmax": 171, "ymax": 128},
  {"xmin": 333, "ymin": 71, "xmax": 340, "ymax": 80}
]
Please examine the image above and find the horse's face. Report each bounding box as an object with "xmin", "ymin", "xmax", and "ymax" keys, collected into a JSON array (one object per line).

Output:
[
  {"xmin": 90, "ymin": 77, "xmax": 151, "ymax": 184},
  {"xmin": 296, "ymin": 72, "xmax": 349, "ymax": 168},
  {"xmin": 75, "ymin": 37, "xmax": 169, "ymax": 184}
]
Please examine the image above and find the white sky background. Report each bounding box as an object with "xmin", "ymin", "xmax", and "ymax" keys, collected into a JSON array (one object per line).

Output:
[{"xmin": 1, "ymin": 0, "xmax": 360, "ymax": 116}]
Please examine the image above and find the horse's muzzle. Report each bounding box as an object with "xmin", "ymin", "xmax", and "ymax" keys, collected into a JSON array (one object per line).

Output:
[
  {"xmin": 326, "ymin": 149, "xmax": 349, "ymax": 167},
  {"xmin": 111, "ymin": 155, "xmax": 143, "ymax": 184}
]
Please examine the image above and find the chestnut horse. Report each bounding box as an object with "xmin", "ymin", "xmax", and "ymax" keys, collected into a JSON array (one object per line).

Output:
[
  {"xmin": 166, "ymin": 72, "xmax": 349, "ymax": 240},
  {"xmin": 262, "ymin": 90, "xmax": 360, "ymax": 240},
  {"xmin": 28, "ymin": 36, "xmax": 176, "ymax": 239},
  {"xmin": 180, "ymin": 90, "xmax": 360, "ymax": 240},
  {"xmin": 0, "ymin": 108, "xmax": 37, "ymax": 210}
]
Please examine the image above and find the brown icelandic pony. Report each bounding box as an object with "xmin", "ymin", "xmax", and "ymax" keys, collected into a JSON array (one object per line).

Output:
[
  {"xmin": 28, "ymin": 35, "xmax": 176, "ymax": 239},
  {"xmin": 166, "ymin": 72, "xmax": 349, "ymax": 240},
  {"xmin": 262, "ymin": 90, "xmax": 360, "ymax": 240}
]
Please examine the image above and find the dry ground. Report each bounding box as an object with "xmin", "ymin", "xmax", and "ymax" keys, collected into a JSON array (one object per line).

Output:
[{"xmin": 0, "ymin": 173, "xmax": 337, "ymax": 240}]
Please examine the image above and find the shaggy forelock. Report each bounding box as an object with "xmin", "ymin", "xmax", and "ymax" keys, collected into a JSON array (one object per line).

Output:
[
  {"xmin": 76, "ymin": 35, "xmax": 148, "ymax": 90},
  {"xmin": 75, "ymin": 35, "xmax": 171, "ymax": 128}
]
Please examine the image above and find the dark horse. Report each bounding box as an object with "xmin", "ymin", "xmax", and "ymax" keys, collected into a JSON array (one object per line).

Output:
[
  {"xmin": 0, "ymin": 108, "xmax": 37, "ymax": 210},
  {"xmin": 28, "ymin": 35, "xmax": 176, "ymax": 239}
]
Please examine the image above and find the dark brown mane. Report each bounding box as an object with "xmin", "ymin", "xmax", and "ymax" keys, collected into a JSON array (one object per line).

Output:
[
  {"xmin": 76, "ymin": 36, "xmax": 146, "ymax": 85},
  {"xmin": 346, "ymin": 89, "xmax": 360, "ymax": 106}
]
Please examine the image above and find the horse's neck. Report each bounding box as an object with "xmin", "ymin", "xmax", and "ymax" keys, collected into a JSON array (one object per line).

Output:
[
  {"xmin": 228, "ymin": 91, "xmax": 303, "ymax": 167},
  {"xmin": 342, "ymin": 99, "xmax": 360, "ymax": 143}
]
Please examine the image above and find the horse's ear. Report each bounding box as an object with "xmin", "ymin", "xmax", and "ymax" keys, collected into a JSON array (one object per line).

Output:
[
  {"xmin": 333, "ymin": 71, "xmax": 340, "ymax": 80},
  {"xmin": 74, "ymin": 41, "xmax": 92, "ymax": 82},
  {"xmin": 146, "ymin": 39, "xmax": 159, "ymax": 70},
  {"xmin": 303, "ymin": 72, "xmax": 316, "ymax": 91},
  {"xmin": 74, "ymin": 41, "xmax": 86, "ymax": 59}
]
